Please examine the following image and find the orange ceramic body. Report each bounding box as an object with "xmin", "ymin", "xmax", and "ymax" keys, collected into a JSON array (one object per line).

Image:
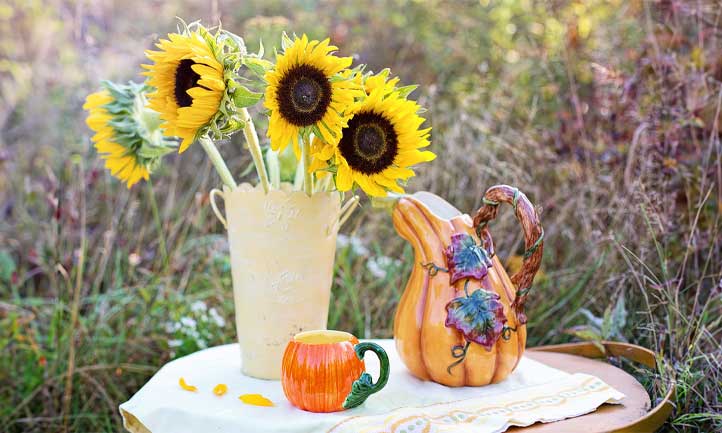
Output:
[
  {"xmin": 392, "ymin": 193, "xmax": 526, "ymax": 387},
  {"xmin": 281, "ymin": 331, "xmax": 365, "ymax": 413}
]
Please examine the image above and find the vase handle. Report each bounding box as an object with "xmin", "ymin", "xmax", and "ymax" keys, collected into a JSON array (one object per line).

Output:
[
  {"xmin": 327, "ymin": 195, "xmax": 360, "ymax": 236},
  {"xmin": 209, "ymin": 188, "xmax": 227, "ymax": 229},
  {"xmin": 472, "ymin": 185, "xmax": 543, "ymax": 325},
  {"xmin": 342, "ymin": 342, "xmax": 390, "ymax": 410}
]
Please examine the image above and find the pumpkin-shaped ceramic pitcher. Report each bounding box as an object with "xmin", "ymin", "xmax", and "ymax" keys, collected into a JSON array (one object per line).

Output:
[{"xmin": 392, "ymin": 185, "xmax": 543, "ymax": 387}]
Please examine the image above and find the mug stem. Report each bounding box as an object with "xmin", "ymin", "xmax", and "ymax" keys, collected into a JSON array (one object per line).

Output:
[{"xmin": 342, "ymin": 342, "xmax": 390, "ymax": 410}]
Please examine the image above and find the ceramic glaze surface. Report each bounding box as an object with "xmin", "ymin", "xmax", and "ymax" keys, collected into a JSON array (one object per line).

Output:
[
  {"xmin": 222, "ymin": 183, "xmax": 341, "ymax": 379},
  {"xmin": 282, "ymin": 332, "xmax": 365, "ymax": 413},
  {"xmin": 392, "ymin": 192, "xmax": 538, "ymax": 387}
]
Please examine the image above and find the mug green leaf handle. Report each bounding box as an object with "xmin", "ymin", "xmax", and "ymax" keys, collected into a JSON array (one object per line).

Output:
[{"xmin": 343, "ymin": 342, "xmax": 391, "ymax": 409}]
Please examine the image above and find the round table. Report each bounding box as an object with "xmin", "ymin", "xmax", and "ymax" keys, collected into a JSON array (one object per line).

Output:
[{"xmin": 120, "ymin": 341, "xmax": 672, "ymax": 433}]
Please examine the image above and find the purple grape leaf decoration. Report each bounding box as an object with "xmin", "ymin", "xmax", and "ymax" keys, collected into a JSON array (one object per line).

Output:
[
  {"xmin": 445, "ymin": 289, "xmax": 507, "ymax": 351},
  {"xmin": 445, "ymin": 233, "xmax": 492, "ymax": 284}
]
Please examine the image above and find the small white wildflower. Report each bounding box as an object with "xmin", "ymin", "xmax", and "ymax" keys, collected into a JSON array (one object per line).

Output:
[
  {"xmin": 185, "ymin": 327, "xmax": 201, "ymax": 340},
  {"xmin": 366, "ymin": 256, "xmax": 402, "ymax": 279},
  {"xmin": 180, "ymin": 316, "xmax": 197, "ymax": 329},
  {"xmin": 378, "ymin": 256, "xmax": 401, "ymax": 267},
  {"xmin": 366, "ymin": 258, "xmax": 387, "ymax": 279},
  {"xmin": 351, "ymin": 237, "xmax": 369, "ymax": 256},
  {"xmin": 190, "ymin": 300, "xmax": 207, "ymax": 313},
  {"xmin": 337, "ymin": 234, "xmax": 369, "ymax": 256},
  {"xmin": 164, "ymin": 321, "xmax": 181, "ymax": 333},
  {"xmin": 209, "ymin": 308, "xmax": 226, "ymax": 327},
  {"xmin": 168, "ymin": 339, "xmax": 183, "ymax": 348},
  {"xmin": 337, "ymin": 234, "xmax": 350, "ymax": 248}
]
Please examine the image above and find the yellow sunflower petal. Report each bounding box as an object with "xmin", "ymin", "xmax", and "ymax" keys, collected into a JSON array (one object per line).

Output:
[
  {"xmin": 178, "ymin": 135, "xmax": 195, "ymax": 153},
  {"xmin": 383, "ymin": 166, "xmax": 416, "ymax": 180},
  {"xmin": 179, "ymin": 377, "xmax": 198, "ymax": 392},
  {"xmin": 83, "ymin": 91, "xmax": 113, "ymax": 110},
  {"xmin": 308, "ymin": 155, "xmax": 330, "ymax": 177},
  {"xmin": 396, "ymin": 150, "xmax": 437, "ymax": 166},
  {"xmin": 354, "ymin": 174, "xmax": 387, "ymax": 197},
  {"xmin": 336, "ymin": 163, "xmax": 354, "ymax": 191},
  {"xmin": 238, "ymin": 394, "xmax": 274, "ymax": 407},
  {"xmin": 311, "ymin": 138, "xmax": 336, "ymax": 161},
  {"xmin": 373, "ymin": 174, "xmax": 405, "ymax": 194}
]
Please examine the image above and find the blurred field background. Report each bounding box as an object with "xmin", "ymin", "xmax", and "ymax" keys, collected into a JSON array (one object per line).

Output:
[{"xmin": 1, "ymin": 0, "xmax": 721, "ymax": 431}]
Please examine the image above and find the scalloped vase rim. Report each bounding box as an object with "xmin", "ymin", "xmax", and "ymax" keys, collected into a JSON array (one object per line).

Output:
[{"xmin": 222, "ymin": 182, "xmax": 341, "ymax": 201}]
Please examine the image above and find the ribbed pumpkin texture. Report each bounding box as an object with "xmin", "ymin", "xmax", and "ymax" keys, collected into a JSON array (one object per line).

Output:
[
  {"xmin": 392, "ymin": 193, "xmax": 526, "ymax": 387},
  {"xmin": 281, "ymin": 330, "xmax": 365, "ymax": 412}
]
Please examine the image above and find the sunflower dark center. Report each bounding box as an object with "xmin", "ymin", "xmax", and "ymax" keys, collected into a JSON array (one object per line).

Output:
[
  {"xmin": 339, "ymin": 111, "xmax": 398, "ymax": 175},
  {"xmin": 277, "ymin": 64, "xmax": 331, "ymax": 126},
  {"xmin": 292, "ymin": 78, "xmax": 321, "ymax": 111},
  {"xmin": 174, "ymin": 59, "xmax": 205, "ymax": 108}
]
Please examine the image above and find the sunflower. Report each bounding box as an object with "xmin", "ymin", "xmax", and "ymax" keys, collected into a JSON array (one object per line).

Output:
[
  {"xmin": 264, "ymin": 35, "xmax": 361, "ymax": 155},
  {"xmin": 84, "ymin": 81, "xmax": 176, "ymax": 188},
  {"xmin": 311, "ymin": 73, "xmax": 435, "ymax": 197},
  {"xmin": 143, "ymin": 28, "xmax": 226, "ymax": 153}
]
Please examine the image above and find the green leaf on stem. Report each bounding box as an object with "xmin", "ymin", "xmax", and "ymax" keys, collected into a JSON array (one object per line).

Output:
[
  {"xmin": 281, "ymin": 32, "xmax": 294, "ymax": 50},
  {"xmin": 244, "ymin": 57, "xmax": 274, "ymax": 79},
  {"xmin": 396, "ymin": 85, "xmax": 418, "ymax": 98},
  {"xmin": 232, "ymin": 84, "xmax": 263, "ymax": 108}
]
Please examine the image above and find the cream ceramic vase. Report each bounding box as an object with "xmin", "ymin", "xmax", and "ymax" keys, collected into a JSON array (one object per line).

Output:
[{"xmin": 210, "ymin": 183, "xmax": 341, "ymax": 379}]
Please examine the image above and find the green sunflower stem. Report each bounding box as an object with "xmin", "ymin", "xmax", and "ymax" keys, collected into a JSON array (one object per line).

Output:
[
  {"xmin": 302, "ymin": 134, "xmax": 314, "ymax": 196},
  {"xmin": 199, "ymin": 136, "xmax": 237, "ymax": 190},
  {"xmin": 240, "ymin": 108, "xmax": 270, "ymax": 193}
]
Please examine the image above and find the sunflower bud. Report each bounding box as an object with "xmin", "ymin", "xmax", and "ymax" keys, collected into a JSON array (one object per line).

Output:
[{"xmin": 83, "ymin": 81, "xmax": 176, "ymax": 188}]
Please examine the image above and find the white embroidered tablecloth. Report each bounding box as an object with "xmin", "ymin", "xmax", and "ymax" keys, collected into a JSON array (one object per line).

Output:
[{"xmin": 119, "ymin": 340, "xmax": 624, "ymax": 433}]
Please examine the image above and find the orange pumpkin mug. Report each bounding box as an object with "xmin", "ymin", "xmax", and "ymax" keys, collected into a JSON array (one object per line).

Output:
[{"xmin": 281, "ymin": 330, "xmax": 390, "ymax": 413}]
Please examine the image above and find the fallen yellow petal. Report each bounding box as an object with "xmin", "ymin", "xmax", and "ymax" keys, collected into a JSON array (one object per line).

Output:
[
  {"xmin": 213, "ymin": 383, "xmax": 228, "ymax": 396},
  {"xmin": 238, "ymin": 393, "xmax": 274, "ymax": 407},
  {"xmin": 179, "ymin": 377, "xmax": 198, "ymax": 392}
]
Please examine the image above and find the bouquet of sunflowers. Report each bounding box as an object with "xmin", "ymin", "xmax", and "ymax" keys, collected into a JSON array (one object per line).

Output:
[{"xmin": 84, "ymin": 20, "xmax": 435, "ymax": 199}]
